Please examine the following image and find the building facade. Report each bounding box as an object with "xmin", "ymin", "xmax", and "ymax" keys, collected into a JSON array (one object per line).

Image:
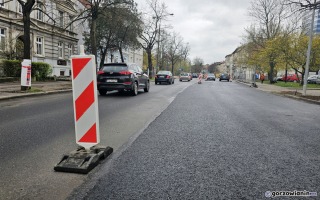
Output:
[{"xmin": 0, "ymin": 0, "xmax": 85, "ymax": 77}]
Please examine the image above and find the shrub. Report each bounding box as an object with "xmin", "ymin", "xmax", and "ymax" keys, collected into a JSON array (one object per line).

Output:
[
  {"xmin": 31, "ymin": 62, "xmax": 51, "ymax": 81},
  {"xmin": 0, "ymin": 60, "xmax": 51, "ymax": 81},
  {"xmin": 1, "ymin": 60, "xmax": 21, "ymax": 77}
]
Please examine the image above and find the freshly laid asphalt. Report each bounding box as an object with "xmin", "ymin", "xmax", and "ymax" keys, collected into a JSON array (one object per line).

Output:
[{"xmin": 68, "ymin": 81, "xmax": 320, "ymax": 199}]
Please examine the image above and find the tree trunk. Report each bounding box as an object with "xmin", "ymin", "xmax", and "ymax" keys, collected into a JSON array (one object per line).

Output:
[
  {"xmin": 99, "ymin": 47, "xmax": 107, "ymax": 69},
  {"xmin": 171, "ymin": 62, "xmax": 174, "ymax": 75},
  {"xmin": 119, "ymin": 47, "xmax": 124, "ymax": 63},
  {"xmin": 269, "ymin": 61, "xmax": 275, "ymax": 84},
  {"xmin": 21, "ymin": 0, "xmax": 35, "ymax": 91},
  {"xmin": 90, "ymin": 18, "xmax": 97, "ymax": 66},
  {"xmin": 147, "ymin": 48, "xmax": 153, "ymax": 78},
  {"xmin": 23, "ymin": 11, "xmax": 32, "ymax": 59}
]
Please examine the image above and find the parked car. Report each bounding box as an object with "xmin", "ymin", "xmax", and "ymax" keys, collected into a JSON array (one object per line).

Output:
[
  {"xmin": 307, "ymin": 75, "xmax": 320, "ymax": 84},
  {"xmin": 282, "ymin": 74, "xmax": 302, "ymax": 82},
  {"xmin": 206, "ymin": 73, "xmax": 216, "ymax": 81},
  {"xmin": 272, "ymin": 76, "xmax": 283, "ymax": 83},
  {"xmin": 219, "ymin": 73, "xmax": 230, "ymax": 82},
  {"xmin": 192, "ymin": 73, "xmax": 198, "ymax": 78},
  {"xmin": 316, "ymin": 76, "xmax": 320, "ymax": 84},
  {"xmin": 97, "ymin": 63, "xmax": 150, "ymax": 96},
  {"xmin": 179, "ymin": 73, "xmax": 191, "ymax": 81},
  {"xmin": 155, "ymin": 71, "xmax": 174, "ymax": 85}
]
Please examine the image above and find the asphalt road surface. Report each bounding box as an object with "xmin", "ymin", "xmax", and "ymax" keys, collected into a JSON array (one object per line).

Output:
[
  {"xmin": 69, "ymin": 80, "xmax": 320, "ymax": 199},
  {"xmin": 0, "ymin": 79, "xmax": 192, "ymax": 200}
]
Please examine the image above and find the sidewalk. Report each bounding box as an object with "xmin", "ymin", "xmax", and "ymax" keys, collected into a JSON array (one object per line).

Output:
[
  {"xmin": 0, "ymin": 81, "xmax": 72, "ymax": 101},
  {"xmin": 236, "ymin": 80, "xmax": 320, "ymax": 105}
]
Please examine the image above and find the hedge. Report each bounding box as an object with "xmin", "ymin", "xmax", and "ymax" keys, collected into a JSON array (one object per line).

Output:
[{"xmin": 1, "ymin": 60, "xmax": 51, "ymax": 81}]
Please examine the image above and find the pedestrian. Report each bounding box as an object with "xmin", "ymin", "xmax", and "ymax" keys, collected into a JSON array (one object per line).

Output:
[{"xmin": 260, "ymin": 73, "xmax": 265, "ymax": 84}]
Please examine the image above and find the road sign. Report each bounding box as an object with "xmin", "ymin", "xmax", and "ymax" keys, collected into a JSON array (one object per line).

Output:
[{"xmin": 71, "ymin": 55, "xmax": 100, "ymax": 150}]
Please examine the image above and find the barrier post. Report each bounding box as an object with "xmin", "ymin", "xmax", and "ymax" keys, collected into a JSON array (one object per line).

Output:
[{"xmin": 54, "ymin": 46, "xmax": 113, "ymax": 174}]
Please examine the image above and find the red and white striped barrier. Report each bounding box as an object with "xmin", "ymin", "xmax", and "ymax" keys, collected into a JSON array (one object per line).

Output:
[{"xmin": 71, "ymin": 54, "xmax": 99, "ymax": 150}]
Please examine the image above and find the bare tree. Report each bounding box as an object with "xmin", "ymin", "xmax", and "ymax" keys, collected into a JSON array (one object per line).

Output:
[
  {"xmin": 247, "ymin": 0, "xmax": 290, "ymax": 83},
  {"xmin": 139, "ymin": 0, "xmax": 171, "ymax": 78},
  {"xmin": 163, "ymin": 32, "xmax": 183, "ymax": 75}
]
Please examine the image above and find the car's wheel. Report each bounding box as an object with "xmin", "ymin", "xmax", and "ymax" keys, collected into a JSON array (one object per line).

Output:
[
  {"xmin": 180, "ymin": 79, "xmax": 182, "ymax": 82},
  {"xmin": 131, "ymin": 82, "xmax": 138, "ymax": 96},
  {"xmin": 155, "ymin": 81, "xmax": 158, "ymax": 85},
  {"xmin": 173, "ymin": 80, "xmax": 175, "ymax": 84},
  {"xmin": 144, "ymin": 81, "xmax": 150, "ymax": 92},
  {"xmin": 168, "ymin": 80, "xmax": 171, "ymax": 85},
  {"xmin": 98, "ymin": 89, "xmax": 107, "ymax": 96}
]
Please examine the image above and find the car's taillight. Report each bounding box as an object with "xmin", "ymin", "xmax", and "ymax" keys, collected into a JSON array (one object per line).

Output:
[
  {"xmin": 119, "ymin": 71, "xmax": 132, "ymax": 75},
  {"xmin": 166, "ymin": 75, "xmax": 170, "ymax": 79},
  {"xmin": 97, "ymin": 70, "xmax": 104, "ymax": 75},
  {"xmin": 124, "ymin": 82, "xmax": 132, "ymax": 85}
]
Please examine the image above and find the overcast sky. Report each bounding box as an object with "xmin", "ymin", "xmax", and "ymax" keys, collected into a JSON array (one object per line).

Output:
[{"xmin": 135, "ymin": 0, "xmax": 253, "ymax": 64}]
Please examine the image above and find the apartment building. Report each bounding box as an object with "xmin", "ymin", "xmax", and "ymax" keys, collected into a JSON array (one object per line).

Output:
[{"xmin": 0, "ymin": 0, "xmax": 84, "ymax": 77}]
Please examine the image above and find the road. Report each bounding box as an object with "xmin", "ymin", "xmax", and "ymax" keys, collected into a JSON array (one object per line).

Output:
[
  {"xmin": 68, "ymin": 80, "xmax": 320, "ymax": 199},
  {"xmin": 0, "ymin": 79, "xmax": 193, "ymax": 200}
]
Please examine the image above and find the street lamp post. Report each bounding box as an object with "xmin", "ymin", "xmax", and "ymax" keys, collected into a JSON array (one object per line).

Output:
[{"xmin": 155, "ymin": 13, "xmax": 173, "ymax": 76}]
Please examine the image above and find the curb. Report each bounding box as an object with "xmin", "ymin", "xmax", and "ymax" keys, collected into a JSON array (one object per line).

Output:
[
  {"xmin": 235, "ymin": 80, "xmax": 320, "ymax": 106},
  {"xmin": 0, "ymin": 89, "xmax": 72, "ymax": 101}
]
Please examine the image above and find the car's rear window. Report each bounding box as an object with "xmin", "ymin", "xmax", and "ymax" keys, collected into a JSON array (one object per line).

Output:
[
  {"xmin": 181, "ymin": 73, "xmax": 188, "ymax": 76},
  {"xmin": 101, "ymin": 65, "xmax": 128, "ymax": 72},
  {"xmin": 158, "ymin": 71, "xmax": 169, "ymax": 75}
]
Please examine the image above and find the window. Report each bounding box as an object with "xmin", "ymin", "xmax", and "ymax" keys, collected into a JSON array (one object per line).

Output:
[
  {"xmin": 69, "ymin": 16, "xmax": 73, "ymax": 31},
  {"xmin": 68, "ymin": 44, "xmax": 73, "ymax": 57},
  {"xmin": 36, "ymin": 3, "xmax": 44, "ymax": 21},
  {"xmin": 36, "ymin": 37, "xmax": 44, "ymax": 55},
  {"xmin": 59, "ymin": 11, "xmax": 64, "ymax": 27},
  {"xmin": 0, "ymin": 28, "xmax": 5, "ymax": 50},
  {"xmin": 58, "ymin": 42, "xmax": 64, "ymax": 58},
  {"xmin": 0, "ymin": 0, "xmax": 4, "ymax": 8}
]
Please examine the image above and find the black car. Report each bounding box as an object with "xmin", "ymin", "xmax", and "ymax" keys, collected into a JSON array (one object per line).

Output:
[
  {"xmin": 97, "ymin": 63, "xmax": 150, "ymax": 96},
  {"xmin": 219, "ymin": 74, "xmax": 230, "ymax": 82},
  {"xmin": 206, "ymin": 73, "xmax": 216, "ymax": 81},
  {"xmin": 192, "ymin": 73, "xmax": 198, "ymax": 78},
  {"xmin": 155, "ymin": 71, "xmax": 174, "ymax": 85}
]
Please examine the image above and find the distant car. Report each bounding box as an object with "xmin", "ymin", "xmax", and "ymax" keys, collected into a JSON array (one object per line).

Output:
[
  {"xmin": 97, "ymin": 63, "xmax": 150, "ymax": 96},
  {"xmin": 307, "ymin": 75, "xmax": 320, "ymax": 84},
  {"xmin": 282, "ymin": 74, "xmax": 302, "ymax": 82},
  {"xmin": 192, "ymin": 73, "xmax": 198, "ymax": 78},
  {"xmin": 179, "ymin": 73, "xmax": 191, "ymax": 81},
  {"xmin": 219, "ymin": 74, "xmax": 230, "ymax": 82},
  {"xmin": 155, "ymin": 71, "xmax": 174, "ymax": 85},
  {"xmin": 206, "ymin": 73, "xmax": 216, "ymax": 81}
]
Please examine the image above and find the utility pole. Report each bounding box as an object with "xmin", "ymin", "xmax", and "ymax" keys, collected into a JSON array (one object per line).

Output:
[{"xmin": 303, "ymin": 0, "xmax": 316, "ymax": 96}]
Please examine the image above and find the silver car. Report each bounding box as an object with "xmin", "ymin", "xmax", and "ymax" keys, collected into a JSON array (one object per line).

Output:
[{"xmin": 179, "ymin": 73, "xmax": 191, "ymax": 81}]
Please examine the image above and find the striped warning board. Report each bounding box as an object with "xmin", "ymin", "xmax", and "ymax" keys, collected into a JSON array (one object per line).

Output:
[{"xmin": 71, "ymin": 55, "xmax": 99, "ymax": 150}]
